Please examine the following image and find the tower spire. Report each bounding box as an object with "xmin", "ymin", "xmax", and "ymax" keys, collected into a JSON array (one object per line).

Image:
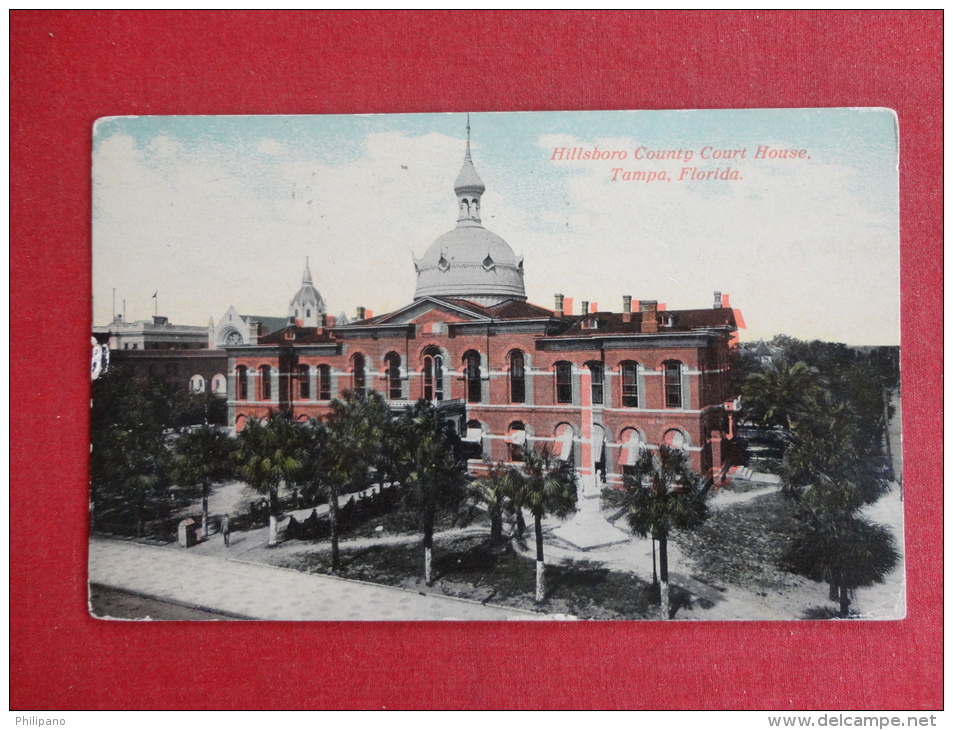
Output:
[{"xmin": 454, "ymin": 114, "xmax": 485, "ymax": 226}]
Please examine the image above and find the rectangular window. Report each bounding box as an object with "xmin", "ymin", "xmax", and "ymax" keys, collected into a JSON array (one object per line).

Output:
[
  {"xmin": 318, "ymin": 366, "xmax": 331, "ymax": 400},
  {"xmin": 589, "ymin": 364, "xmax": 604, "ymax": 405},
  {"xmin": 622, "ymin": 364, "xmax": 639, "ymax": 408},
  {"xmin": 556, "ymin": 363, "xmax": 573, "ymax": 404},
  {"xmin": 261, "ymin": 369, "xmax": 271, "ymax": 400},
  {"xmin": 665, "ymin": 362, "xmax": 682, "ymax": 409}
]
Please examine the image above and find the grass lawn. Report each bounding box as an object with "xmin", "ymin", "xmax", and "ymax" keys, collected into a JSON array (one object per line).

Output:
[
  {"xmin": 675, "ymin": 492, "xmax": 804, "ymax": 591},
  {"xmin": 276, "ymin": 533, "xmax": 698, "ymax": 620}
]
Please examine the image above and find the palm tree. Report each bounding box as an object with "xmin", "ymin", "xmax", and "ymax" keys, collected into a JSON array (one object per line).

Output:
[
  {"xmin": 507, "ymin": 447, "xmax": 578, "ymax": 602},
  {"xmin": 466, "ymin": 462, "xmax": 517, "ymax": 546},
  {"xmin": 622, "ymin": 444, "xmax": 708, "ymax": 619},
  {"xmin": 170, "ymin": 426, "xmax": 234, "ymax": 538},
  {"xmin": 742, "ymin": 360, "xmax": 823, "ymax": 433},
  {"xmin": 393, "ymin": 401, "xmax": 468, "ymax": 586},
  {"xmin": 233, "ymin": 414, "xmax": 305, "ymax": 546},
  {"xmin": 301, "ymin": 391, "xmax": 391, "ymax": 571},
  {"xmin": 782, "ymin": 394, "xmax": 889, "ymax": 507}
]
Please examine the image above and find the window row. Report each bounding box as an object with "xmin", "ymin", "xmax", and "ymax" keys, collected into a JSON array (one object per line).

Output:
[
  {"xmin": 235, "ymin": 355, "xmax": 686, "ymax": 409},
  {"xmin": 464, "ymin": 419, "xmax": 691, "ymax": 464},
  {"xmin": 234, "ymin": 364, "xmax": 332, "ymax": 401}
]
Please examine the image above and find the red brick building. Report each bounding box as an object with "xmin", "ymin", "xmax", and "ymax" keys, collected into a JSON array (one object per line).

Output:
[{"xmin": 225, "ymin": 136, "xmax": 742, "ymax": 488}]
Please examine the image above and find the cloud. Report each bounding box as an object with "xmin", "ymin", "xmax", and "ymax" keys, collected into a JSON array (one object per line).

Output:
[{"xmin": 257, "ymin": 138, "xmax": 287, "ymax": 156}]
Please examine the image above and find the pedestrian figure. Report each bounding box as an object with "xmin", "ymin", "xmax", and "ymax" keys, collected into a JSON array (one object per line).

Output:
[{"xmin": 221, "ymin": 513, "xmax": 230, "ymax": 547}]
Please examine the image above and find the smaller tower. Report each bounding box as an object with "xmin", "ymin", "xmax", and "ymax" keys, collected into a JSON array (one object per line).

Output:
[{"xmin": 288, "ymin": 257, "xmax": 327, "ymax": 327}]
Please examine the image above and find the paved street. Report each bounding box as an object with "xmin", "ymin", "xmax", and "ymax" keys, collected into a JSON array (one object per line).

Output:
[{"xmin": 89, "ymin": 537, "xmax": 547, "ymax": 621}]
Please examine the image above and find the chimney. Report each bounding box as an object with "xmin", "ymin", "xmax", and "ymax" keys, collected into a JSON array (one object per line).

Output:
[
  {"xmin": 356, "ymin": 306, "xmax": 366, "ymax": 321},
  {"xmin": 563, "ymin": 297, "xmax": 574, "ymax": 316},
  {"xmin": 581, "ymin": 301, "xmax": 589, "ymax": 315},
  {"xmin": 713, "ymin": 291, "xmax": 722, "ymax": 309},
  {"xmin": 554, "ymin": 294, "xmax": 564, "ymax": 317},
  {"xmin": 591, "ymin": 302, "xmax": 598, "ymax": 313},
  {"xmin": 622, "ymin": 295, "xmax": 632, "ymax": 323},
  {"xmin": 640, "ymin": 300, "xmax": 658, "ymax": 333},
  {"xmin": 721, "ymin": 293, "xmax": 730, "ymax": 308}
]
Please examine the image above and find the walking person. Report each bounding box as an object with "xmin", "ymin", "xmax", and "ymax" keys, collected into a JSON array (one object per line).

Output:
[{"xmin": 221, "ymin": 513, "xmax": 230, "ymax": 547}]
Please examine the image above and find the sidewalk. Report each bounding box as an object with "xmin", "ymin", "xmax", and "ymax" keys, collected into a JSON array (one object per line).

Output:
[{"xmin": 88, "ymin": 537, "xmax": 548, "ymax": 621}]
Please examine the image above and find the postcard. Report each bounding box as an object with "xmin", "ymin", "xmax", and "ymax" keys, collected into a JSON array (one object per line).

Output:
[{"xmin": 89, "ymin": 109, "xmax": 902, "ymax": 621}]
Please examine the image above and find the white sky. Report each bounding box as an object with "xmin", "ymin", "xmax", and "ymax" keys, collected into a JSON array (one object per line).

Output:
[{"xmin": 92, "ymin": 109, "xmax": 900, "ymax": 345}]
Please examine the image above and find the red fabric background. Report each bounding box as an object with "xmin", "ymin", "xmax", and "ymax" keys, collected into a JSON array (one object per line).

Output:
[{"xmin": 10, "ymin": 10, "xmax": 942, "ymax": 710}]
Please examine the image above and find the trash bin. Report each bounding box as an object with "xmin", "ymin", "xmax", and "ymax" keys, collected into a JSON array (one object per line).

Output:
[{"xmin": 178, "ymin": 518, "xmax": 198, "ymax": 548}]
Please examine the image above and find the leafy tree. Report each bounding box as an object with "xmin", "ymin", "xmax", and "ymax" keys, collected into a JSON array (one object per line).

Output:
[
  {"xmin": 393, "ymin": 401, "xmax": 468, "ymax": 586},
  {"xmin": 170, "ymin": 426, "xmax": 234, "ymax": 538},
  {"xmin": 301, "ymin": 391, "xmax": 392, "ymax": 571},
  {"xmin": 90, "ymin": 365, "xmax": 176, "ymax": 537},
  {"xmin": 783, "ymin": 510, "xmax": 899, "ymax": 615},
  {"xmin": 622, "ymin": 445, "xmax": 708, "ymax": 619},
  {"xmin": 506, "ymin": 447, "xmax": 578, "ymax": 602},
  {"xmin": 233, "ymin": 414, "xmax": 305, "ymax": 546}
]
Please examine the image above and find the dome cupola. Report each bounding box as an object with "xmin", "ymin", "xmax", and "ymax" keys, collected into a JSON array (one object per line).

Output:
[
  {"xmin": 413, "ymin": 119, "xmax": 527, "ymax": 306},
  {"xmin": 289, "ymin": 257, "xmax": 326, "ymax": 326}
]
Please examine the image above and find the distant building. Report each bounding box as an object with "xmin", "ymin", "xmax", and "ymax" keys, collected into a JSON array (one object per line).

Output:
[
  {"xmin": 94, "ymin": 315, "xmax": 209, "ymax": 351},
  {"xmin": 94, "ymin": 315, "xmax": 228, "ymax": 394},
  {"xmin": 748, "ymin": 339, "xmax": 780, "ymax": 367}
]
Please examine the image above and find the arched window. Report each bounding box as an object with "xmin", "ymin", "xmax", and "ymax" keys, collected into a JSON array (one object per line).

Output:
[
  {"xmin": 663, "ymin": 428, "xmax": 689, "ymax": 451},
  {"xmin": 587, "ymin": 361, "xmax": 604, "ymax": 404},
  {"xmin": 306, "ymin": 308, "xmax": 311, "ymax": 319},
  {"xmin": 664, "ymin": 361, "xmax": 683, "ymax": 409},
  {"xmin": 317, "ymin": 364, "xmax": 331, "ymax": 400},
  {"xmin": 352, "ymin": 354, "xmax": 366, "ymax": 396},
  {"xmin": 621, "ymin": 361, "xmax": 639, "ymax": 408},
  {"xmin": 555, "ymin": 361, "xmax": 573, "ymax": 404},
  {"xmin": 212, "ymin": 374, "xmax": 227, "ymax": 394},
  {"xmin": 506, "ymin": 421, "xmax": 527, "ymax": 462},
  {"xmin": 509, "ymin": 350, "xmax": 526, "ymax": 404},
  {"xmin": 554, "ymin": 423, "xmax": 574, "ymax": 462},
  {"xmin": 189, "ymin": 374, "xmax": 206, "ymax": 393},
  {"xmin": 297, "ymin": 364, "xmax": 310, "ymax": 400},
  {"xmin": 464, "ymin": 350, "xmax": 482, "ymax": 403},
  {"xmin": 620, "ymin": 429, "xmax": 645, "ymax": 476},
  {"xmin": 259, "ymin": 365, "xmax": 272, "ymax": 401},
  {"xmin": 423, "ymin": 348, "xmax": 444, "ymax": 402},
  {"xmin": 235, "ymin": 366, "xmax": 248, "ymax": 401},
  {"xmin": 385, "ymin": 352, "xmax": 402, "ymax": 400}
]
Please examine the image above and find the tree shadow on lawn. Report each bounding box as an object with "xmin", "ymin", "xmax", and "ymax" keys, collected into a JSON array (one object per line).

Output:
[{"xmin": 280, "ymin": 534, "xmax": 701, "ymax": 619}]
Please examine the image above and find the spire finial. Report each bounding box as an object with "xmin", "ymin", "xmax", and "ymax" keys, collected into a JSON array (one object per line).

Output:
[{"xmin": 466, "ymin": 113, "xmax": 471, "ymax": 157}]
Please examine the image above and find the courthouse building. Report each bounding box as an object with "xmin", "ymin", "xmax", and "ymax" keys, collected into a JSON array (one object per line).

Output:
[{"xmin": 223, "ymin": 137, "xmax": 742, "ymax": 488}]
